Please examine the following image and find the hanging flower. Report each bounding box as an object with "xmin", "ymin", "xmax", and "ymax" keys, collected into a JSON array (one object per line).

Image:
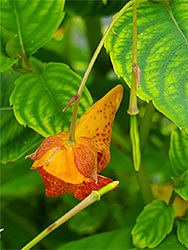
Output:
[{"xmin": 26, "ymin": 85, "xmax": 123, "ymax": 200}]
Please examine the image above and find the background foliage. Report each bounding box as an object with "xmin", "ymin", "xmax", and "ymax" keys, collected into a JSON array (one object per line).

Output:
[{"xmin": 0, "ymin": 0, "xmax": 188, "ymax": 249}]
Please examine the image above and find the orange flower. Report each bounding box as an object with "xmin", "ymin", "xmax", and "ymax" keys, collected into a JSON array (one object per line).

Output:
[{"xmin": 27, "ymin": 85, "xmax": 123, "ymax": 200}]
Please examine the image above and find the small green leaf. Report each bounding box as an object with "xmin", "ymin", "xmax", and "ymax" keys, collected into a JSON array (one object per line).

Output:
[
  {"xmin": 105, "ymin": 0, "xmax": 188, "ymax": 132},
  {"xmin": 132, "ymin": 200, "xmax": 175, "ymax": 248},
  {"xmin": 173, "ymin": 170, "xmax": 188, "ymax": 200},
  {"xmin": 177, "ymin": 220, "xmax": 188, "ymax": 248},
  {"xmin": 169, "ymin": 127, "xmax": 188, "ymax": 176},
  {"xmin": 10, "ymin": 63, "xmax": 93, "ymax": 137},
  {"xmin": 0, "ymin": 0, "xmax": 65, "ymax": 57}
]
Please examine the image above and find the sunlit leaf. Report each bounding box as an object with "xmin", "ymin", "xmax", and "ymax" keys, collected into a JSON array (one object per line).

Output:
[
  {"xmin": 169, "ymin": 127, "xmax": 188, "ymax": 176},
  {"xmin": 0, "ymin": 68, "xmax": 42, "ymax": 164},
  {"xmin": 177, "ymin": 220, "xmax": 188, "ymax": 248},
  {"xmin": 173, "ymin": 170, "xmax": 188, "ymax": 201},
  {"xmin": 151, "ymin": 183, "xmax": 188, "ymax": 217},
  {"xmin": 0, "ymin": 0, "xmax": 65, "ymax": 58},
  {"xmin": 105, "ymin": 0, "xmax": 188, "ymax": 132},
  {"xmin": 10, "ymin": 63, "xmax": 93, "ymax": 137},
  {"xmin": 132, "ymin": 200, "xmax": 175, "ymax": 248}
]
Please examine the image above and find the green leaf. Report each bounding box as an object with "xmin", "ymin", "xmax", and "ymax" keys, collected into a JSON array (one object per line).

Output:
[
  {"xmin": 169, "ymin": 127, "xmax": 188, "ymax": 176},
  {"xmin": 58, "ymin": 227, "xmax": 133, "ymax": 250},
  {"xmin": 177, "ymin": 220, "xmax": 188, "ymax": 248},
  {"xmin": 0, "ymin": 0, "xmax": 65, "ymax": 57},
  {"xmin": 0, "ymin": 55, "xmax": 18, "ymax": 73},
  {"xmin": 10, "ymin": 63, "xmax": 93, "ymax": 137},
  {"xmin": 131, "ymin": 200, "xmax": 175, "ymax": 248},
  {"xmin": 0, "ymin": 68, "xmax": 21, "ymax": 107},
  {"xmin": 0, "ymin": 109, "xmax": 42, "ymax": 164},
  {"xmin": 0, "ymin": 68, "xmax": 42, "ymax": 163},
  {"xmin": 155, "ymin": 235, "xmax": 186, "ymax": 249},
  {"xmin": 105, "ymin": 0, "xmax": 188, "ymax": 132},
  {"xmin": 173, "ymin": 170, "xmax": 188, "ymax": 200}
]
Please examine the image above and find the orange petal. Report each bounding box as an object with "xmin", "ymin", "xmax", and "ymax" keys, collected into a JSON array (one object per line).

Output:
[
  {"xmin": 96, "ymin": 145, "xmax": 110, "ymax": 173},
  {"xmin": 42, "ymin": 145, "xmax": 91, "ymax": 184},
  {"xmin": 26, "ymin": 131, "xmax": 69, "ymax": 161},
  {"xmin": 30, "ymin": 147, "xmax": 60, "ymax": 169},
  {"xmin": 75, "ymin": 85, "xmax": 123, "ymax": 149},
  {"xmin": 73, "ymin": 137, "xmax": 98, "ymax": 182},
  {"xmin": 38, "ymin": 167, "xmax": 116, "ymax": 200}
]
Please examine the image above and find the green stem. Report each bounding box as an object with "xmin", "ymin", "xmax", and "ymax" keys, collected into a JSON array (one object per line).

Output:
[
  {"xmin": 168, "ymin": 190, "xmax": 177, "ymax": 206},
  {"xmin": 136, "ymin": 163, "xmax": 153, "ymax": 204},
  {"xmin": 136, "ymin": 102, "xmax": 155, "ymax": 203},
  {"xmin": 140, "ymin": 102, "xmax": 155, "ymax": 153},
  {"xmin": 127, "ymin": 0, "xmax": 139, "ymax": 115},
  {"xmin": 68, "ymin": 0, "xmax": 139, "ymax": 144},
  {"xmin": 134, "ymin": 104, "xmax": 155, "ymax": 204},
  {"xmin": 130, "ymin": 116, "xmax": 141, "ymax": 171},
  {"xmin": 20, "ymin": 181, "xmax": 119, "ymax": 250}
]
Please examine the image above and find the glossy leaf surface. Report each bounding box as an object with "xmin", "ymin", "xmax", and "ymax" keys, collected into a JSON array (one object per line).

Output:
[
  {"xmin": 132, "ymin": 200, "xmax": 175, "ymax": 248},
  {"xmin": 0, "ymin": 0, "xmax": 65, "ymax": 58},
  {"xmin": 169, "ymin": 127, "xmax": 188, "ymax": 176},
  {"xmin": 10, "ymin": 63, "xmax": 93, "ymax": 137},
  {"xmin": 177, "ymin": 220, "xmax": 188, "ymax": 248},
  {"xmin": 173, "ymin": 170, "xmax": 188, "ymax": 201},
  {"xmin": 0, "ymin": 68, "xmax": 42, "ymax": 164},
  {"xmin": 105, "ymin": 0, "xmax": 188, "ymax": 132}
]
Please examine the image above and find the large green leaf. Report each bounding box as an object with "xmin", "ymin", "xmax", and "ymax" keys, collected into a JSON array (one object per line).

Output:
[
  {"xmin": 10, "ymin": 63, "xmax": 93, "ymax": 137},
  {"xmin": 0, "ymin": 55, "xmax": 18, "ymax": 73},
  {"xmin": 0, "ymin": 109, "xmax": 42, "ymax": 164},
  {"xmin": 105, "ymin": 0, "xmax": 188, "ymax": 132},
  {"xmin": 131, "ymin": 200, "xmax": 175, "ymax": 248},
  {"xmin": 177, "ymin": 220, "xmax": 188, "ymax": 248},
  {"xmin": 0, "ymin": 0, "xmax": 65, "ymax": 58},
  {"xmin": 155, "ymin": 235, "xmax": 186, "ymax": 249},
  {"xmin": 58, "ymin": 227, "xmax": 133, "ymax": 249},
  {"xmin": 169, "ymin": 127, "xmax": 188, "ymax": 176},
  {"xmin": 173, "ymin": 170, "xmax": 188, "ymax": 200},
  {"xmin": 0, "ymin": 68, "xmax": 42, "ymax": 164}
]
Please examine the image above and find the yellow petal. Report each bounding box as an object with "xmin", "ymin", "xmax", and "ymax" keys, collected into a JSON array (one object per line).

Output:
[
  {"xmin": 75, "ymin": 85, "xmax": 123, "ymax": 149},
  {"xmin": 43, "ymin": 145, "xmax": 90, "ymax": 184}
]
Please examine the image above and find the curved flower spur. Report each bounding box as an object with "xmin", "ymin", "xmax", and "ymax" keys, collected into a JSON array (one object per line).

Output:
[{"xmin": 26, "ymin": 85, "xmax": 123, "ymax": 200}]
